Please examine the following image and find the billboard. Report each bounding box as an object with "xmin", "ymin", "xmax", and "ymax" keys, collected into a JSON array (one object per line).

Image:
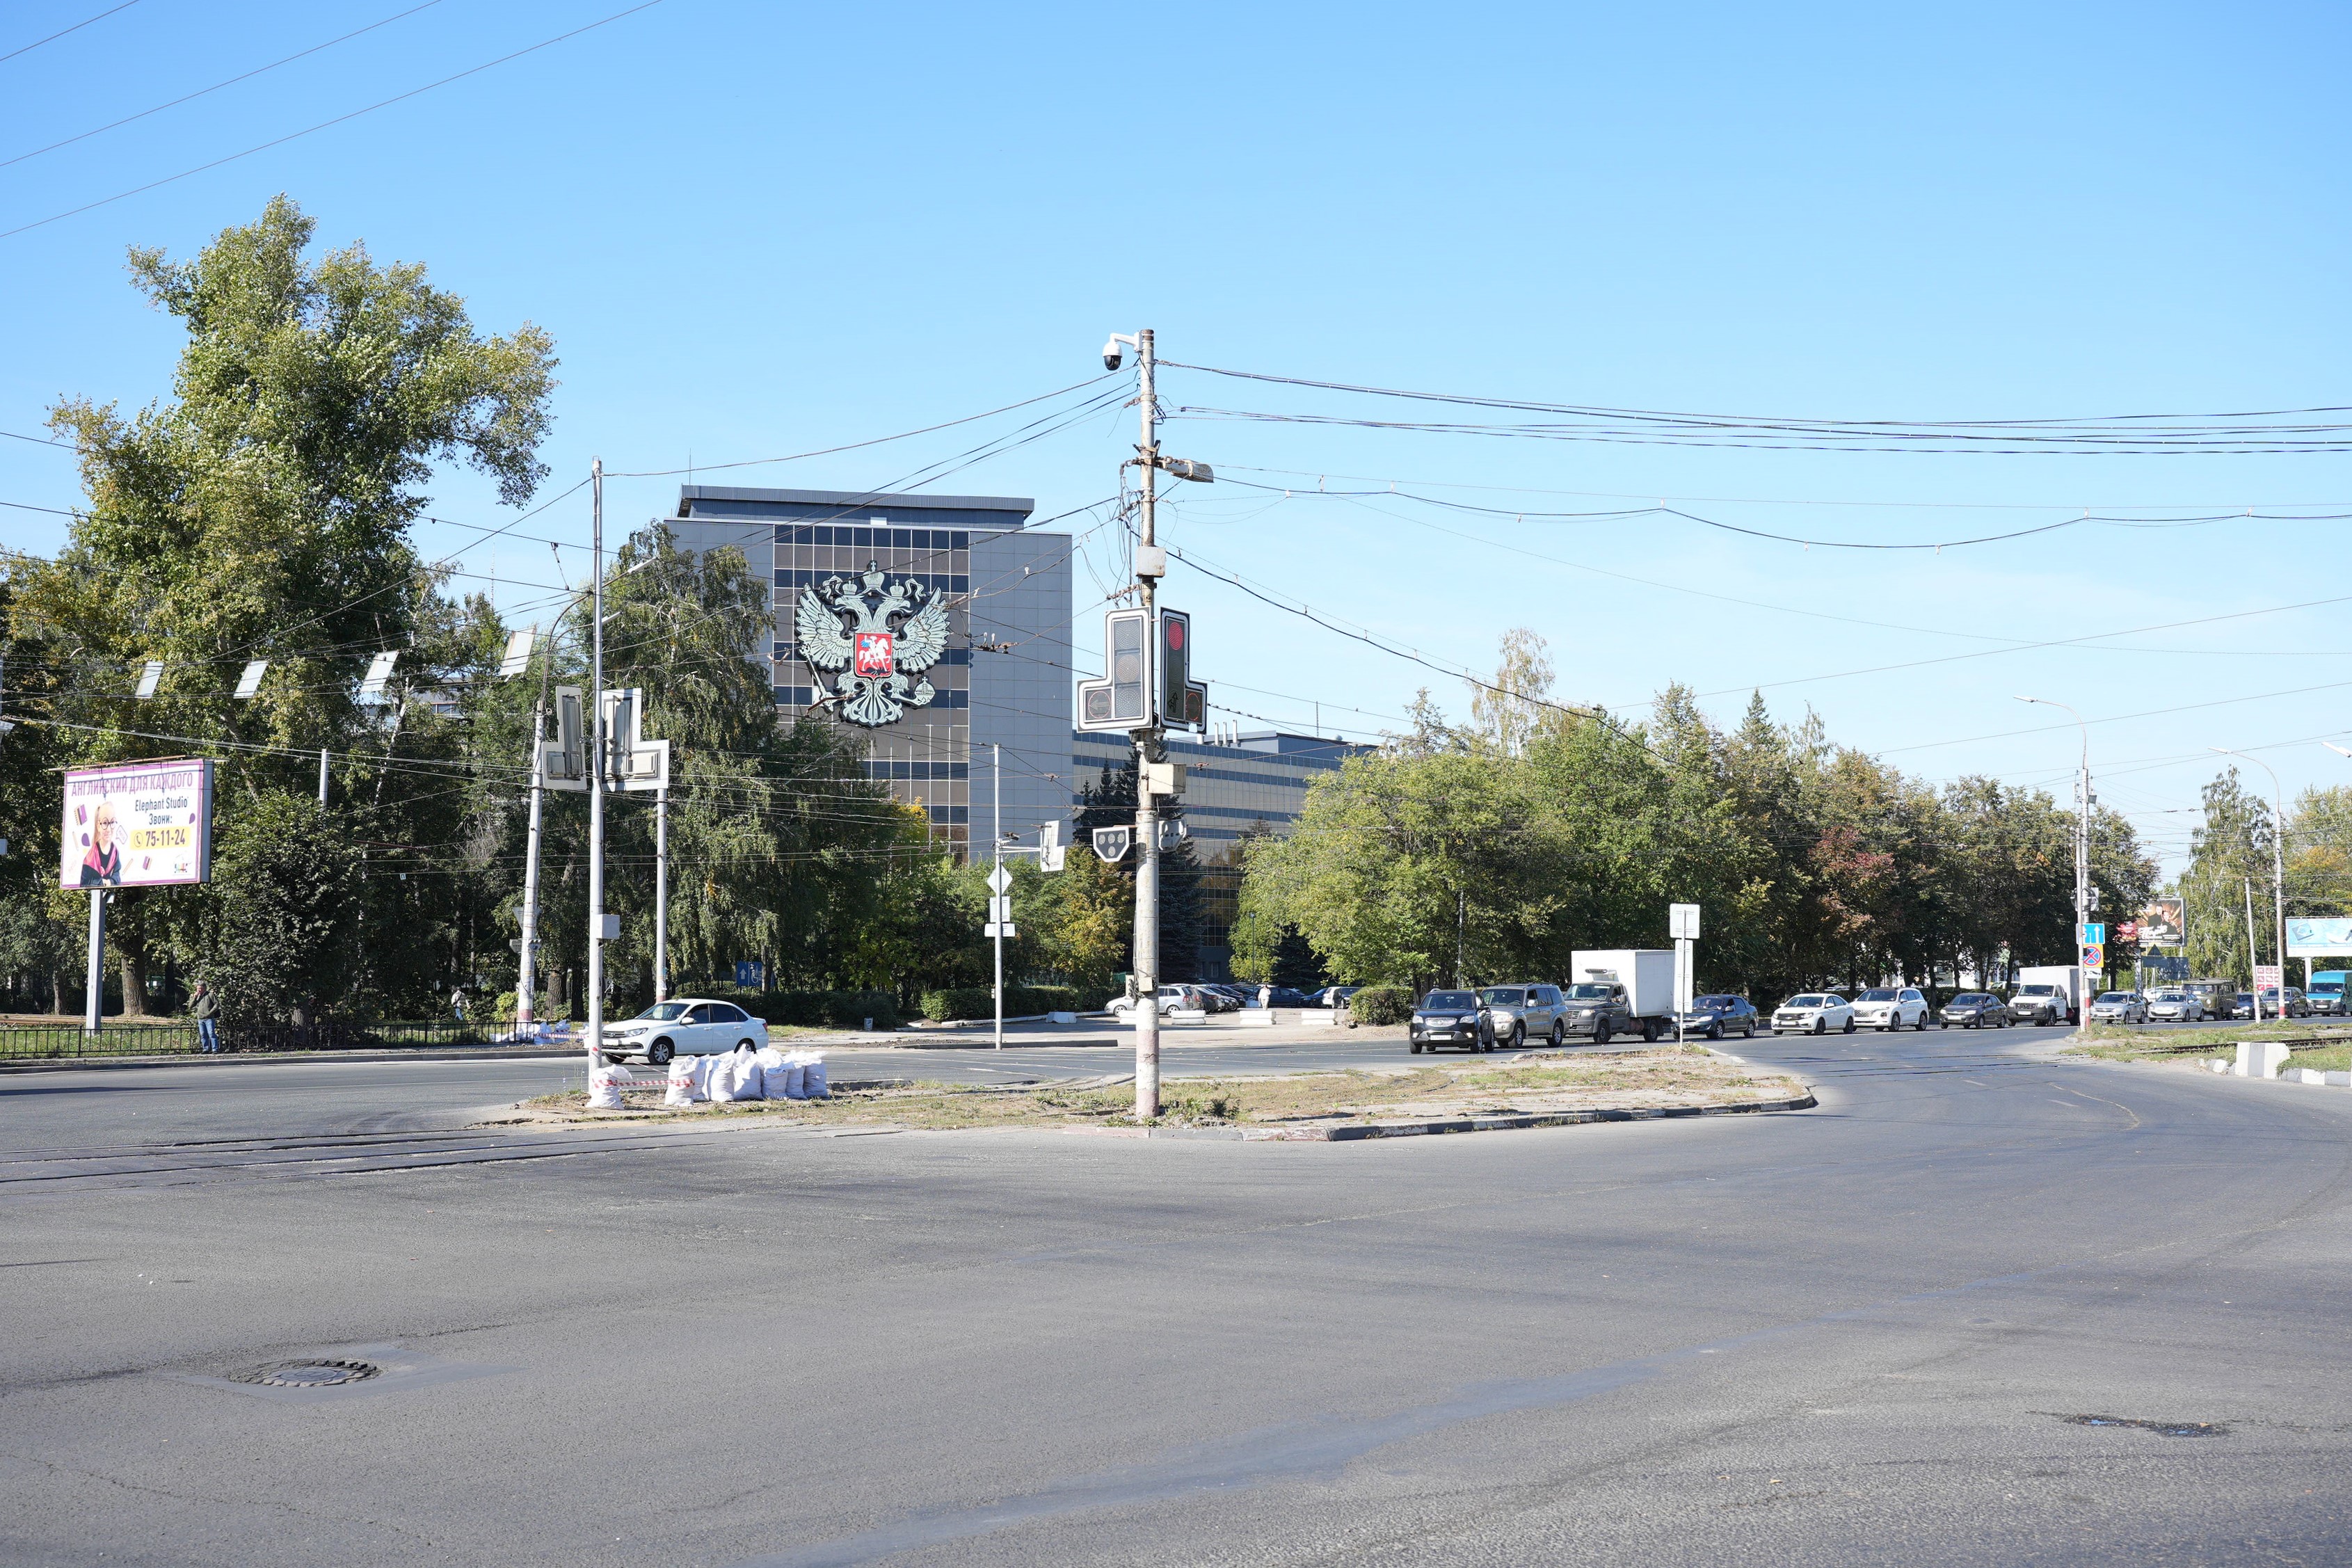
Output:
[
  {"xmin": 59, "ymin": 760, "xmax": 214, "ymax": 889},
  {"xmin": 2138, "ymin": 897, "xmax": 2184, "ymax": 947},
  {"xmin": 2285, "ymin": 917, "xmax": 2352, "ymax": 957}
]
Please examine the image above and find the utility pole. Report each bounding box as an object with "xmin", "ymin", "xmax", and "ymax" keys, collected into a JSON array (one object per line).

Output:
[
  {"xmin": 318, "ymin": 748, "xmax": 329, "ymax": 806},
  {"xmin": 2019, "ymin": 696, "xmax": 2091, "ymax": 1023},
  {"xmin": 586, "ymin": 458, "xmax": 607, "ymax": 1073},
  {"xmin": 1132, "ymin": 329, "xmax": 1162, "ymax": 1119},
  {"xmin": 654, "ymin": 783, "xmax": 669, "ymax": 1003},
  {"xmin": 992, "ymin": 742, "xmax": 1005, "ymax": 1050},
  {"xmin": 2212, "ymin": 747, "xmax": 2289, "ymax": 1009},
  {"xmin": 2245, "ymin": 877, "xmax": 2259, "ymax": 1017},
  {"xmin": 516, "ymin": 687, "xmax": 547, "ymax": 1031}
]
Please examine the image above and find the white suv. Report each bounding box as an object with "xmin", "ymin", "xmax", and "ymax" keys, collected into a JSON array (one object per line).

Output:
[{"xmin": 1853, "ymin": 986, "xmax": 1930, "ymax": 1032}]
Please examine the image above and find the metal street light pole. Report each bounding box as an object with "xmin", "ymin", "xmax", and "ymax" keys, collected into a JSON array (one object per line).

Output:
[
  {"xmin": 993, "ymin": 742, "xmax": 1005, "ymax": 1051},
  {"xmin": 2212, "ymin": 747, "xmax": 2288, "ymax": 1013},
  {"xmin": 2018, "ymin": 696, "xmax": 2093, "ymax": 1018},
  {"xmin": 1129, "ymin": 330, "xmax": 1163, "ymax": 1119}
]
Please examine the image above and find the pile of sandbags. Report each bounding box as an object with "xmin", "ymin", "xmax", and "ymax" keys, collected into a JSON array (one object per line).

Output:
[
  {"xmin": 645, "ymin": 1046, "xmax": 830, "ymax": 1107},
  {"xmin": 586, "ymin": 1062, "xmax": 633, "ymax": 1110}
]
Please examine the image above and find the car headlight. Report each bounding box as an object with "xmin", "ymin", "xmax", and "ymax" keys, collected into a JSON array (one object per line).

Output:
[{"xmin": 1457, "ymin": 1013, "xmax": 1479, "ymax": 1023}]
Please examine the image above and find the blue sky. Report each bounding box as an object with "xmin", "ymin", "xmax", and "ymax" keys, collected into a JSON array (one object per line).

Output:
[{"xmin": 3, "ymin": 1, "xmax": 2348, "ymax": 876}]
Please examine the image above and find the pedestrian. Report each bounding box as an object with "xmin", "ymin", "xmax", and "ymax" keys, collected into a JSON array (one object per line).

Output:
[
  {"xmin": 451, "ymin": 986, "xmax": 467, "ymax": 1023},
  {"xmin": 1258, "ymin": 983, "xmax": 1273, "ymax": 1010},
  {"xmin": 191, "ymin": 982, "xmax": 219, "ymax": 1054}
]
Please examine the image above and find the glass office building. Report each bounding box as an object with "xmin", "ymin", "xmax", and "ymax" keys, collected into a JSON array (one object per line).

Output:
[
  {"xmin": 1071, "ymin": 728, "xmax": 1373, "ymax": 977},
  {"xmin": 663, "ymin": 485, "xmax": 1072, "ymax": 854}
]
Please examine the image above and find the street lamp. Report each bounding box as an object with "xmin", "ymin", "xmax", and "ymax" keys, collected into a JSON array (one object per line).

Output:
[
  {"xmin": 2214, "ymin": 746, "xmax": 2289, "ymax": 1018},
  {"xmin": 2017, "ymin": 696, "xmax": 2094, "ymax": 1015}
]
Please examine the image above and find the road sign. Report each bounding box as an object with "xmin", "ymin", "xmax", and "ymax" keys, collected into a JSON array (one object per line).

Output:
[
  {"xmin": 735, "ymin": 959, "xmax": 766, "ymax": 989},
  {"xmin": 984, "ymin": 922, "xmax": 1016, "ymax": 939},
  {"xmin": 2255, "ymin": 963, "xmax": 2282, "ymax": 991},
  {"xmin": 986, "ymin": 863, "xmax": 1013, "ymax": 895},
  {"xmin": 1669, "ymin": 903, "xmax": 1701, "ymax": 941},
  {"xmin": 1092, "ymin": 825, "xmax": 1133, "ymax": 863},
  {"xmin": 2080, "ymin": 942, "xmax": 2104, "ymax": 971},
  {"xmin": 2080, "ymin": 922, "xmax": 2105, "ymax": 945},
  {"xmin": 988, "ymin": 895, "xmax": 1011, "ymax": 924}
]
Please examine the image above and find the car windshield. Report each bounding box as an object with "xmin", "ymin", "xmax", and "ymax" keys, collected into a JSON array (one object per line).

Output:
[
  {"xmin": 1786, "ymin": 995, "xmax": 1825, "ymax": 1008},
  {"xmin": 1565, "ymin": 984, "xmax": 1614, "ymax": 1000},
  {"xmin": 2153, "ymin": 991, "xmax": 2184, "ymax": 1001},
  {"xmin": 1422, "ymin": 991, "xmax": 1475, "ymax": 1011},
  {"xmin": 2020, "ymin": 985, "xmax": 2056, "ymax": 995},
  {"xmin": 2314, "ymin": 983, "xmax": 2344, "ymax": 994},
  {"xmin": 2096, "ymin": 992, "xmax": 2134, "ymax": 1003},
  {"xmin": 1859, "ymin": 989, "xmax": 1898, "ymax": 1002},
  {"xmin": 1692, "ymin": 995, "xmax": 1732, "ymax": 1009},
  {"xmin": 2237, "ymin": 993, "xmax": 2255, "ymax": 1002},
  {"xmin": 634, "ymin": 1002, "xmax": 692, "ymax": 1021},
  {"xmin": 1479, "ymin": 989, "xmax": 1526, "ymax": 1005}
]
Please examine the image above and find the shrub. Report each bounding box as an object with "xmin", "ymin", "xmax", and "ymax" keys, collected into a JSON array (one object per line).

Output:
[
  {"xmin": 1346, "ymin": 986, "xmax": 1415, "ymax": 1025},
  {"xmin": 700, "ymin": 987, "xmax": 901, "ymax": 1031},
  {"xmin": 918, "ymin": 984, "xmax": 1087, "ymax": 1021}
]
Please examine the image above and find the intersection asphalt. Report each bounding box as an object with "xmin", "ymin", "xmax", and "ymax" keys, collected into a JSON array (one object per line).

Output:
[{"xmin": 3, "ymin": 1021, "xmax": 2349, "ymax": 1565}]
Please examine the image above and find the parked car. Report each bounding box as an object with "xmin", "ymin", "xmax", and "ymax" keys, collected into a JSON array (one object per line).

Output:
[
  {"xmin": 600, "ymin": 998, "xmax": 769, "ymax": 1066},
  {"xmin": 1853, "ymin": 986, "xmax": 1931, "ymax": 1032},
  {"xmin": 1200, "ymin": 984, "xmax": 1251, "ymax": 1009},
  {"xmin": 1479, "ymin": 984, "xmax": 1569, "ymax": 1047},
  {"xmin": 2232, "ymin": 991, "xmax": 2257, "ymax": 1019},
  {"xmin": 1772, "ymin": 993, "xmax": 1857, "ymax": 1035},
  {"xmin": 1678, "ymin": 995, "xmax": 1759, "ymax": 1040},
  {"xmin": 1938, "ymin": 992, "xmax": 2008, "ymax": 1029},
  {"xmin": 1107, "ymin": 984, "xmax": 1215, "ymax": 1018},
  {"xmin": 2087, "ymin": 991, "xmax": 2150, "ymax": 1025},
  {"xmin": 1315, "ymin": 986, "xmax": 1361, "ymax": 1009},
  {"xmin": 2145, "ymin": 989, "xmax": 2205, "ymax": 1023},
  {"xmin": 2009, "ymin": 983, "xmax": 2072, "ymax": 1026},
  {"xmin": 1408, "ymin": 989, "xmax": 1494, "ymax": 1053}
]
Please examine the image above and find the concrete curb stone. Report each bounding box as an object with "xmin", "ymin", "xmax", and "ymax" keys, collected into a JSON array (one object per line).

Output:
[{"xmin": 1063, "ymin": 1091, "xmax": 1818, "ymax": 1142}]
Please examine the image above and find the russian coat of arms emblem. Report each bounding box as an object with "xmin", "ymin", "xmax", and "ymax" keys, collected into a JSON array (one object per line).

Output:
[{"xmin": 795, "ymin": 564, "xmax": 949, "ymax": 727}]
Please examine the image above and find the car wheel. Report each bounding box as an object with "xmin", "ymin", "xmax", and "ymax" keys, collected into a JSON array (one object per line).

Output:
[
  {"xmin": 1549, "ymin": 1021, "xmax": 1565, "ymax": 1047},
  {"xmin": 1410, "ymin": 1041, "xmax": 1423, "ymax": 1054},
  {"xmin": 1745, "ymin": 1022, "xmax": 1757, "ymax": 1039},
  {"xmin": 1843, "ymin": 1016, "xmax": 1857, "ymax": 1034},
  {"xmin": 648, "ymin": 1039, "xmax": 675, "ymax": 1066},
  {"xmin": 1511, "ymin": 1022, "xmax": 1526, "ymax": 1048},
  {"xmin": 1706, "ymin": 1021, "xmax": 1722, "ymax": 1041},
  {"xmin": 1595, "ymin": 1021, "xmax": 1613, "ymax": 1046},
  {"xmin": 1915, "ymin": 1011, "xmax": 1928, "ymax": 1031},
  {"xmin": 1809, "ymin": 1017, "xmax": 1825, "ymax": 1036}
]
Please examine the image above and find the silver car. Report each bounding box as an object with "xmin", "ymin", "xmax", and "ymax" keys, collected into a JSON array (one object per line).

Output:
[
  {"xmin": 2086, "ymin": 991, "xmax": 2150, "ymax": 1025},
  {"xmin": 2145, "ymin": 989, "xmax": 2204, "ymax": 1023},
  {"xmin": 1479, "ymin": 984, "xmax": 1569, "ymax": 1048}
]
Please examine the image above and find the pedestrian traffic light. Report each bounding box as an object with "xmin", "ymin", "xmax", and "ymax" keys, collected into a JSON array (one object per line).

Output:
[{"xmin": 1076, "ymin": 609, "xmax": 1151, "ymax": 732}]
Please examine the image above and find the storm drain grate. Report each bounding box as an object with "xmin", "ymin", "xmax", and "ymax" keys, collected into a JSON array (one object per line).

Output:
[
  {"xmin": 234, "ymin": 1359, "xmax": 382, "ymax": 1389},
  {"xmin": 2061, "ymin": 1414, "xmax": 2227, "ymax": 1438}
]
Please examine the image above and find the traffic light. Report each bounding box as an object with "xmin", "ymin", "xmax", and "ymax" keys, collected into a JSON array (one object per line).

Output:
[
  {"xmin": 1076, "ymin": 609, "xmax": 1151, "ymax": 732},
  {"xmin": 1158, "ymin": 609, "xmax": 1189, "ymax": 723}
]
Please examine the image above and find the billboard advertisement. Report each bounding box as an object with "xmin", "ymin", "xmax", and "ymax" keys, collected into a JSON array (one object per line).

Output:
[
  {"xmin": 58, "ymin": 760, "xmax": 214, "ymax": 889},
  {"xmin": 2138, "ymin": 897, "xmax": 2184, "ymax": 947},
  {"xmin": 2285, "ymin": 917, "xmax": 2352, "ymax": 957}
]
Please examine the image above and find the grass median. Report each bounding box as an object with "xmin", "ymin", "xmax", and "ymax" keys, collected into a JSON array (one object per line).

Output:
[
  {"xmin": 2068, "ymin": 1021, "xmax": 2352, "ymax": 1071},
  {"xmin": 510, "ymin": 1046, "xmax": 1809, "ymax": 1133}
]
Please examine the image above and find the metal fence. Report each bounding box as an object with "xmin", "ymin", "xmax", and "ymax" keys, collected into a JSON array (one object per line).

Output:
[{"xmin": 0, "ymin": 1019, "xmax": 520, "ymax": 1062}]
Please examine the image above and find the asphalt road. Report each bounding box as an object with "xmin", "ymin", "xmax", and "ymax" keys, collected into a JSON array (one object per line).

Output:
[{"xmin": 4, "ymin": 1021, "xmax": 2349, "ymax": 1565}]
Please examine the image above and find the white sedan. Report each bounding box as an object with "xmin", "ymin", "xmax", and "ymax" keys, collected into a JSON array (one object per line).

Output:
[
  {"xmin": 2145, "ymin": 990, "xmax": 2205, "ymax": 1023},
  {"xmin": 1772, "ymin": 993, "xmax": 1857, "ymax": 1035},
  {"xmin": 1852, "ymin": 986, "xmax": 1931, "ymax": 1032},
  {"xmin": 598, "ymin": 999, "xmax": 769, "ymax": 1065}
]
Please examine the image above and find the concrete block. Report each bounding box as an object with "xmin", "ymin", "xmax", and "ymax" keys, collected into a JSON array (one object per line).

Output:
[
  {"xmin": 2210, "ymin": 1059, "xmax": 2233, "ymax": 1073},
  {"xmin": 1235, "ymin": 1009, "xmax": 1276, "ymax": 1027},
  {"xmin": 1047, "ymin": 1011, "xmax": 1077, "ymax": 1023},
  {"xmin": 2287, "ymin": 1068, "xmax": 2329, "ymax": 1085},
  {"xmin": 2326, "ymin": 1072, "xmax": 2352, "ymax": 1087},
  {"xmin": 2235, "ymin": 1041, "xmax": 2292, "ymax": 1078}
]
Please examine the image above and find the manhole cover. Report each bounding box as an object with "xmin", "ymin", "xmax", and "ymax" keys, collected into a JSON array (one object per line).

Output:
[{"xmin": 239, "ymin": 1359, "xmax": 381, "ymax": 1388}]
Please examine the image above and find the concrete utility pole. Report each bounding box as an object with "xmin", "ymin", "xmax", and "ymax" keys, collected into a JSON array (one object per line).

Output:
[
  {"xmin": 586, "ymin": 458, "xmax": 608, "ymax": 1072},
  {"xmin": 654, "ymin": 783, "xmax": 669, "ymax": 1003},
  {"xmin": 2245, "ymin": 877, "xmax": 2259, "ymax": 1016},
  {"xmin": 318, "ymin": 748, "xmax": 329, "ymax": 806},
  {"xmin": 516, "ymin": 689, "xmax": 547, "ymax": 1030},
  {"xmin": 993, "ymin": 743, "xmax": 1005, "ymax": 1051},
  {"xmin": 1131, "ymin": 330, "xmax": 1163, "ymax": 1119},
  {"xmin": 2019, "ymin": 697, "xmax": 2091, "ymax": 1021},
  {"xmin": 2211, "ymin": 747, "xmax": 2288, "ymax": 1006}
]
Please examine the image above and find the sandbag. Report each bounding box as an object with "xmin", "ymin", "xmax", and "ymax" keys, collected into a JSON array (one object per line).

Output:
[
  {"xmin": 799, "ymin": 1055, "xmax": 828, "ymax": 1101},
  {"xmin": 709, "ymin": 1046, "xmax": 763, "ymax": 1103},
  {"xmin": 753, "ymin": 1046, "xmax": 803, "ymax": 1101},
  {"xmin": 662, "ymin": 1059, "xmax": 704, "ymax": 1107},
  {"xmin": 586, "ymin": 1063, "xmax": 633, "ymax": 1110}
]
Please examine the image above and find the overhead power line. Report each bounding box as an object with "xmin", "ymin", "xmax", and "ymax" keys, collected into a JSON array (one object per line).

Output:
[
  {"xmin": 1162, "ymin": 360, "xmax": 2352, "ymax": 456},
  {"xmin": 0, "ymin": 1, "xmax": 139, "ymax": 66},
  {"xmin": 0, "ymin": 0, "xmax": 668, "ymax": 242}
]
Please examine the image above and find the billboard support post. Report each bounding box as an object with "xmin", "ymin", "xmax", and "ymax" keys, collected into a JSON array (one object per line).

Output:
[{"xmin": 83, "ymin": 891, "xmax": 104, "ymax": 1034}]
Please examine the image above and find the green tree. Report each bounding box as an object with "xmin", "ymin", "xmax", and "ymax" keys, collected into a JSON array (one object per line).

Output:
[
  {"xmin": 184, "ymin": 791, "xmax": 365, "ymax": 1024},
  {"xmin": 2184, "ymin": 768, "xmax": 2273, "ymax": 983}
]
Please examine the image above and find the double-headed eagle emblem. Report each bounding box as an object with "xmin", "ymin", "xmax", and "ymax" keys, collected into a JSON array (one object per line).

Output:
[{"xmin": 794, "ymin": 563, "xmax": 949, "ymax": 727}]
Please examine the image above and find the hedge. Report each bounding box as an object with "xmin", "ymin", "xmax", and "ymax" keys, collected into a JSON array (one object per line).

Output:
[
  {"xmin": 1345, "ymin": 986, "xmax": 1415, "ymax": 1025},
  {"xmin": 918, "ymin": 984, "xmax": 1088, "ymax": 1022},
  {"xmin": 698, "ymin": 987, "xmax": 902, "ymax": 1032}
]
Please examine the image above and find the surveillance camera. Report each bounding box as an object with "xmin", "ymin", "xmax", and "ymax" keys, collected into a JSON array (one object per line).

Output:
[{"xmin": 1102, "ymin": 337, "xmax": 1123, "ymax": 371}]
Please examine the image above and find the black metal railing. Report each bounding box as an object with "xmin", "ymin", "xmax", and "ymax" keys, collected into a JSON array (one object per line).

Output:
[{"xmin": 0, "ymin": 1018, "xmax": 532, "ymax": 1062}]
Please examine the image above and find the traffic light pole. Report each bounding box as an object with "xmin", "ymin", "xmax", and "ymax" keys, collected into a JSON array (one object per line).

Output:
[
  {"xmin": 515, "ymin": 689, "xmax": 547, "ymax": 1032},
  {"xmin": 1133, "ymin": 328, "xmax": 1162, "ymax": 1121},
  {"xmin": 586, "ymin": 458, "xmax": 607, "ymax": 1073}
]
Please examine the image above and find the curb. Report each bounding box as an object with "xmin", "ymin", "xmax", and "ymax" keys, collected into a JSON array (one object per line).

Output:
[
  {"xmin": 1062, "ymin": 1092, "xmax": 1818, "ymax": 1142},
  {"xmin": 0, "ymin": 1048, "xmax": 581, "ymax": 1076}
]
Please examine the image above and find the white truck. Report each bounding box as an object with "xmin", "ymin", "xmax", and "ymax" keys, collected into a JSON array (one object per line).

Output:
[
  {"xmin": 2009, "ymin": 965, "xmax": 2085, "ymax": 1026},
  {"xmin": 1565, "ymin": 950, "xmax": 1679, "ymax": 1043}
]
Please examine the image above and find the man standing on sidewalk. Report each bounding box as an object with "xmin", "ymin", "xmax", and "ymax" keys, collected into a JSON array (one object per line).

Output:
[{"xmin": 192, "ymin": 982, "xmax": 219, "ymax": 1053}]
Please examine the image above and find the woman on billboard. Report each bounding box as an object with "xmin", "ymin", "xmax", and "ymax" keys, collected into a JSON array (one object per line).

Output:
[{"xmin": 79, "ymin": 801, "xmax": 122, "ymax": 886}]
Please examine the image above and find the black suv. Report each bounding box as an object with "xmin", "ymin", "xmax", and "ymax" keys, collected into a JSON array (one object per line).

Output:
[{"xmin": 1409, "ymin": 990, "xmax": 1494, "ymax": 1053}]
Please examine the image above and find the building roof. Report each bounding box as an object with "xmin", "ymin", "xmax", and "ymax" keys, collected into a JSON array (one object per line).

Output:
[{"xmin": 677, "ymin": 485, "xmax": 1035, "ymax": 517}]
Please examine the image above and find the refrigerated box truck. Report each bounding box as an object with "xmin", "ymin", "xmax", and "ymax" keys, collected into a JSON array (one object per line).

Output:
[
  {"xmin": 2009, "ymin": 965, "xmax": 2085, "ymax": 1025},
  {"xmin": 1568, "ymin": 949, "xmax": 1679, "ymax": 1042}
]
